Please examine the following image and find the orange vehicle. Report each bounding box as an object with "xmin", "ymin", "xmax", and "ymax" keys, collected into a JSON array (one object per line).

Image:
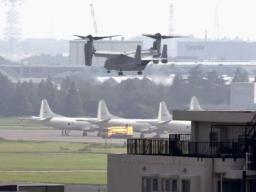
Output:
[{"xmin": 102, "ymin": 126, "xmax": 133, "ymax": 138}]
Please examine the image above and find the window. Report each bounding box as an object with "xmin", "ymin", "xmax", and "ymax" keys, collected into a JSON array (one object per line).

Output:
[
  {"xmin": 161, "ymin": 178, "xmax": 165, "ymax": 191},
  {"xmin": 152, "ymin": 178, "xmax": 158, "ymax": 191},
  {"xmin": 143, "ymin": 177, "xmax": 177, "ymax": 192},
  {"xmin": 161, "ymin": 178, "xmax": 171, "ymax": 191},
  {"xmin": 165, "ymin": 179, "xmax": 170, "ymax": 191},
  {"xmin": 142, "ymin": 177, "xmax": 151, "ymax": 192},
  {"xmin": 217, "ymin": 179, "xmax": 242, "ymax": 192},
  {"xmin": 160, "ymin": 178, "xmax": 177, "ymax": 192},
  {"xmin": 181, "ymin": 179, "xmax": 191, "ymax": 192},
  {"xmin": 247, "ymin": 179, "xmax": 256, "ymax": 192},
  {"xmin": 172, "ymin": 179, "xmax": 177, "ymax": 192}
]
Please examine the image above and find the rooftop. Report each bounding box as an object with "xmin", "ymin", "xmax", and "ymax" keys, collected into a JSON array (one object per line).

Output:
[{"xmin": 173, "ymin": 110, "xmax": 256, "ymax": 123}]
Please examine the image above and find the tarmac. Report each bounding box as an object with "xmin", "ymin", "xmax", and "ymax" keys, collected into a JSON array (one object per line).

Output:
[{"xmin": 0, "ymin": 129, "xmax": 126, "ymax": 145}]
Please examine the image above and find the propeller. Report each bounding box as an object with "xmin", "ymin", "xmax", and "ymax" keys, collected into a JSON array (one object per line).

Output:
[
  {"xmin": 143, "ymin": 33, "xmax": 189, "ymax": 39},
  {"xmin": 74, "ymin": 35, "xmax": 121, "ymax": 41}
]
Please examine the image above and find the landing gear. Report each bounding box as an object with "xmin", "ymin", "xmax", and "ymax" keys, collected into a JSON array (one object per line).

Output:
[
  {"xmin": 97, "ymin": 131, "xmax": 104, "ymax": 137},
  {"xmin": 107, "ymin": 70, "xmax": 111, "ymax": 74},
  {"xmin": 82, "ymin": 131, "xmax": 88, "ymax": 136},
  {"xmin": 118, "ymin": 70, "xmax": 123, "ymax": 76},
  {"xmin": 137, "ymin": 71, "xmax": 143, "ymax": 75},
  {"xmin": 61, "ymin": 129, "xmax": 70, "ymax": 136}
]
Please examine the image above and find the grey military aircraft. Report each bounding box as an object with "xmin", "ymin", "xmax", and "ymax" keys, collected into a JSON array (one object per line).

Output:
[
  {"xmin": 74, "ymin": 34, "xmax": 120, "ymax": 66},
  {"xmin": 103, "ymin": 45, "xmax": 151, "ymax": 76},
  {"xmin": 142, "ymin": 33, "xmax": 187, "ymax": 63},
  {"xmin": 75, "ymin": 33, "xmax": 187, "ymax": 75},
  {"xmin": 75, "ymin": 34, "xmax": 151, "ymax": 76}
]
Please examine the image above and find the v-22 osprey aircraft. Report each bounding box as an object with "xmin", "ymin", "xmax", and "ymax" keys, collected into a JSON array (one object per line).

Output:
[{"xmin": 74, "ymin": 33, "xmax": 187, "ymax": 76}]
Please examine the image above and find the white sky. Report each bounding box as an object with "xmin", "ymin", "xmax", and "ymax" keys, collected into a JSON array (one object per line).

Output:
[{"xmin": 0, "ymin": 0, "xmax": 256, "ymax": 40}]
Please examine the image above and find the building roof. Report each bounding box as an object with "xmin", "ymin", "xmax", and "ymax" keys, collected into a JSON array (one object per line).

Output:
[{"xmin": 173, "ymin": 110, "xmax": 256, "ymax": 123}]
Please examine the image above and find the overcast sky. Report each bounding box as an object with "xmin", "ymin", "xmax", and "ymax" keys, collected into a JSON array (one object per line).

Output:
[{"xmin": 0, "ymin": 0, "xmax": 256, "ymax": 40}]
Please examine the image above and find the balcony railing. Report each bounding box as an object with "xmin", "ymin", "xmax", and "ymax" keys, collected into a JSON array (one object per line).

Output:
[{"xmin": 127, "ymin": 137, "xmax": 246, "ymax": 158}]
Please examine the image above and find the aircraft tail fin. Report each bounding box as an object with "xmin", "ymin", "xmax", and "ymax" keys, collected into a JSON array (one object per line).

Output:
[
  {"xmin": 97, "ymin": 100, "xmax": 114, "ymax": 120},
  {"xmin": 161, "ymin": 44, "xmax": 168, "ymax": 63},
  {"xmin": 39, "ymin": 99, "xmax": 56, "ymax": 119},
  {"xmin": 189, "ymin": 96, "xmax": 203, "ymax": 111},
  {"xmin": 134, "ymin": 45, "xmax": 142, "ymax": 63},
  {"xmin": 158, "ymin": 101, "xmax": 172, "ymax": 122}
]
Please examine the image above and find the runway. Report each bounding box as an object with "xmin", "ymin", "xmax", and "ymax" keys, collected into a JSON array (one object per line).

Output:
[{"xmin": 0, "ymin": 129, "xmax": 126, "ymax": 145}]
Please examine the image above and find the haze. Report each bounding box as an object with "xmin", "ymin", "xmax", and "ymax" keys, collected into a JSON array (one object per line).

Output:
[{"xmin": 1, "ymin": 0, "xmax": 256, "ymax": 40}]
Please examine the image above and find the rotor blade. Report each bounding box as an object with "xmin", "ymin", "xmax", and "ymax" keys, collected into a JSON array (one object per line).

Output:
[
  {"xmin": 73, "ymin": 35, "xmax": 88, "ymax": 39},
  {"xmin": 93, "ymin": 35, "xmax": 121, "ymax": 40},
  {"xmin": 162, "ymin": 35, "xmax": 190, "ymax": 39},
  {"xmin": 142, "ymin": 34, "xmax": 158, "ymax": 39}
]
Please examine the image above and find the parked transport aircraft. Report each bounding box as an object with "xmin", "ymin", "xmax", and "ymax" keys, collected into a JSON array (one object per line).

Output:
[
  {"xmin": 92, "ymin": 97, "xmax": 202, "ymax": 137},
  {"xmin": 29, "ymin": 99, "xmax": 98, "ymax": 136}
]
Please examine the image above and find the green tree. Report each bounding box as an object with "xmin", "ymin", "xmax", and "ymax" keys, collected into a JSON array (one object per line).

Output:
[
  {"xmin": 11, "ymin": 82, "xmax": 33, "ymax": 116},
  {"xmin": 0, "ymin": 73, "xmax": 15, "ymax": 116},
  {"xmin": 232, "ymin": 67, "xmax": 249, "ymax": 82},
  {"xmin": 37, "ymin": 77, "xmax": 59, "ymax": 113},
  {"xmin": 63, "ymin": 82, "xmax": 84, "ymax": 117}
]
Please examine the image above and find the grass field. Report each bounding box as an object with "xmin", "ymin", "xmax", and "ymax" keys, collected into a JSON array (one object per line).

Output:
[
  {"xmin": 0, "ymin": 172, "xmax": 107, "ymax": 184},
  {"xmin": 0, "ymin": 117, "xmax": 50, "ymax": 130},
  {"xmin": 0, "ymin": 140, "xmax": 126, "ymax": 184},
  {"xmin": 0, "ymin": 153, "xmax": 106, "ymax": 171},
  {"xmin": 0, "ymin": 139, "xmax": 126, "ymax": 153}
]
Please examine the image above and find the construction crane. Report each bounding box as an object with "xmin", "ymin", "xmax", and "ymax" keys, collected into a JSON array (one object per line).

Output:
[{"xmin": 90, "ymin": 3, "xmax": 98, "ymax": 35}]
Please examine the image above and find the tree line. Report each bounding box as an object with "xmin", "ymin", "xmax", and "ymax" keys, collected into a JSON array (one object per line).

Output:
[{"xmin": 0, "ymin": 66, "xmax": 250, "ymax": 118}]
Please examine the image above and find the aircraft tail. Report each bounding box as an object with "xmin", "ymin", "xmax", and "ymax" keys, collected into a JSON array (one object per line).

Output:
[
  {"xmin": 39, "ymin": 99, "xmax": 56, "ymax": 119},
  {"xmin": 189, "ymin": 96, "xmax": 203, "ymax": 111},
  {"xmin": 134, "ymin": 45, "xmax": 142, "ymax": 63},
  {"xmin": 158, "ymin": 101, "xmax": 172, "ymax": 122},
  {"xmin": 97, "ymin": 100, "xmax": 115, "ymax": 120},
  {"xmin": 161, "ymin": 44, "xmax": 168, "ymax": 63}
]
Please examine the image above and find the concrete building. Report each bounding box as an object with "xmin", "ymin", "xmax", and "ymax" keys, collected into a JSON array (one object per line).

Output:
[
  {"xmin": 69, "ymin": 40, "xmax": 142, "ymax": 66},
  {"xmin": 0, "ymin": 184, "xmax": 64, "ymax": 192},
  {"xmin": 176, "ymin": 41, "xmax": 256, "ymax": 61},
  {"xmin": 108, "ymin": 111, "xmax": 256, "ymax": 192},
  {"xmin": 0, "ymin": 64, "xmax": 86, "ymax": 83},
  {"xmin": 230, "ymin": 82, "xmax": 256, "ymax": 110}
]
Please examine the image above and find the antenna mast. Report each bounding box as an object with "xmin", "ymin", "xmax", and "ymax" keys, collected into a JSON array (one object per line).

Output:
[
  {"xmin": 169, "ymin": 0, "xmax": 175, "ymax": 35},
  {"xmin": 2, "ymin": 0, "xmax": 23, "ymax": 41},
  {"xmin": 90, "ymin": 3, "xmax": 98, "ymax": 35}
]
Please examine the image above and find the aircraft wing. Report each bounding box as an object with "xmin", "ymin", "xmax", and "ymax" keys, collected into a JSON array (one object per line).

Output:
[
  {"xmin": 85, "ymin": 118, "xmax": 111, "ymax": 125},
  {"xmin": 19, "ymin": 116, "xmax": 52, "ymax": 122},
  {"xmin": 40, "ymin": 117, "xmax": 53, "ymax": 122},
  {"xmin": 18, "ymin": 117, "xmax": 36, "ymax": 121},
  {"xmin": 82, "ymin": 125, "xmax": 100, "ymax": 131},
  {"xmin": 138, "ymin": 120, "xmax": 171, "ymax": 126},
  {"xmin": 94, "ymin": 51, "xmax": 127, "ymax": 58},
  {"xmin": 157, "ymin": 120, "xmax": 171, "ymax": 125}
]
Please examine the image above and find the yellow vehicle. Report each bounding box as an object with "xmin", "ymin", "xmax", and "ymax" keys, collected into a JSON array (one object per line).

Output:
[{"xmin": 102, "ymin": 126, "xmax": 133, "ymax": 138}]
